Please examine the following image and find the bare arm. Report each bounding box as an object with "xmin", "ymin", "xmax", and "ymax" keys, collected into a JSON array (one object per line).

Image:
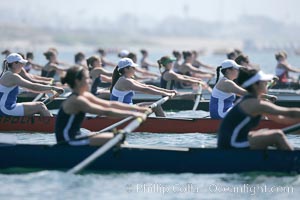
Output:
[
  {"xmin": 126, "ymin": 79, "xmax": 173, "ymax": 96},
  {"xmin": 220, "ymin": 80, "xmax": 248, "ymax": 96},
  {"xmin": 167, "ymin": 72, "xmax": 200, "ymax": 84},
  {"xmin": 76, "ymin": 95, "xmax": 145, "ymax": 118},
  {"xmin": 13, "ymin": 74, "xmax": 62, "ymax": 93},
  {"xmin": 246, "ymin": 99, "xmax": 300, "ymax": 121},
  {"xmin": 83, "ymin": 92, "xmax": 150, "ymax": 113},
  {"xmin": 281, "ymin": 63, "xmax": 300, "ymax": 73},
  {"xmin": 19, "ymin": 68, "xmax": 51, "ymax": 85}
]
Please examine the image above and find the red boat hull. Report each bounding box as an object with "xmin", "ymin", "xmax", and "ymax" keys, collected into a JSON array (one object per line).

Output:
[{"xmin": 0, "ymin": 116, "xmax": 293, "ymax": 133}]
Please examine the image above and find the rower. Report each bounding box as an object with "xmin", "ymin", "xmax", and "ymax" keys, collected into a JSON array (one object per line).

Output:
[
  {"xmin": 55, "ymin": 66, "xmax": 149, "ymax": 146},
  {"xmin": 158, "ymin": 56, "xmax": 204, "ymax": 90},
  {"xmin": 218, "ymin": 68, "xmax": 300, "ymax": 150},
  {"xmin": 86, "ymin": 55, "xmax": 112, "ymax": 97},
  {"xmin": 110, "ymin": 58, "xmax": 175, "ymax": 117},
  {"xmin": 0, "ymin": 53, "xmax": 63, "ymax": 117},
  {"xmin": 209, "ymin": 60, "xmax": 276, "ymax": 119},
  {"xmin": 274, "ymin": 51, "xmax": 300, "ymax": 89}
]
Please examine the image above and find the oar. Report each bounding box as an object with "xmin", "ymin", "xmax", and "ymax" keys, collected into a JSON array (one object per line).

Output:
[
  {"xmin": 32, "ymin": 93, "xmax": 45, "ymax": 102},
  {"xmin": 67, "ymin": 96, "xmax": 171, "ymax": 174},
  {"xmin": 192, "ymin": 84, "xmax": 202, "ymax": 111},
  {"xmin": 75, "ymin": 116, "xmax": 134, "ymax": 139},
  {"xmin": 282, "ymin": 123, "xmax": 300, "ymax": 134},
  {"xmin": 42, "ymin": 91, "xmax": 62, "ymax": 105}
]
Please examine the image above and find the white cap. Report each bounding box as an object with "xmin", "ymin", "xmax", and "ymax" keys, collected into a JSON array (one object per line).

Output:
[
  {"xmin": 221, "ymin": 59, "xmax": 241, "ymax": 69},
  {"xmin": 241, "ymin": 71, "xmax": 274, "ymax": 88},
  {"xmin": 6, "ymin": 53, "xmax": 28, "ymax": 64},
  {"xmin": 118, "ymin": 50, "xmax": 129, "ymax": 58},
  {"xmin": 118, "ymin": 58, "xmax": 138, "ymax": 70}
]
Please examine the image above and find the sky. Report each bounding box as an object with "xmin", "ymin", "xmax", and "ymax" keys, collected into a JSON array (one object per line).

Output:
[{"xmin": 1, "ymin": 0, "xmax": 300, "ymax": 26}]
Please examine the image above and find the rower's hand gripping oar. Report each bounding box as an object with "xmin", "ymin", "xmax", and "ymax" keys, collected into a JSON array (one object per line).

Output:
[{"xmin": 67, "ymin": 96, "xmax": 171, "ymax": 174}]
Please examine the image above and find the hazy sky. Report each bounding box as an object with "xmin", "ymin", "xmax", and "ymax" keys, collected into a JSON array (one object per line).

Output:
[{"xmin": 2, "ymin": 0, "xmax": 300, "ymax": 25}]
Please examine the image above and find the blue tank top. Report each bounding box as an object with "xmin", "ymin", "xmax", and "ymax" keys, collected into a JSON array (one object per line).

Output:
[
  {"xmin": 55, "ymin": 97, "xmax": 87, "ymax": 145},
  {"xmin": 110, "ymin": 88, "xmax": 135, "ymax": 104},
  {"xmin": 0, "ymin": 84, "xmax": 19, "ymax": 116},
  {"xmin": 160, "ymin": 70, "xmax": 175, "ymax": 90},
  {"xmin": 209, "ymin": 86, "xmax": 236, "ymax": 119},
  {"xmin": 217, "ymin": 95, "xmax": 261, "ymax": 149},
  {"xmin": 91, "ymin": 77, "xmax": 102, "ymax": 95}
]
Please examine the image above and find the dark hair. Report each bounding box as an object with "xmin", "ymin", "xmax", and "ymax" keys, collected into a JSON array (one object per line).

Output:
[
  {"xmin": 61, "ymin": 66, "xmax": 84, "ymax": 89},
  {"xmin": 26, "ymin": 52, "xmax": 34, "ymax": 60},
  {"xmin": 86, "ymin": 56, "xmax": 99, "ymax": 71},
  {"xmin": 97, "ymin": 49, "xmax": 105, "ymax": 55},
  {"xmin": 127, "ymin": 52, "xmax": 137, "ymax": 63},
  {"xmin": 275, "ymin": 52, "xmax": 285, "ymax": 61},
  {"xmin": 75, "ymin": 52, "xmax": 85, "ymax": 63},
  {"xmin": 182, "ymin": 51, "xmax": 192, "ymax": 60},
  {"xmin": 172, "ymin": 50, "xmax": 181, "ymax": 59},
  {"xmin": 17, "ymin": 52, "xmax": 25, "ymax": 59},
  {"xmin": 215, "ymin": 66, "xmax": 228, "ymax": 84},
  {"xmin": 157, "ymin": 58, "xmax": 164, "ymax": 74},
  {"xmin": 227, "ymin": 51, "xmax": 237, "ymax": 60},
  {"xmin": 43, "ymin": 50, "xmax": 55, "ymax": 60},
  {"xmin": 0, "ymin": 59, "xmax": 17, "ymax": 77},
  {"xmin": 140, "ymin": 49, "xmax": 147, "ymax": 55},
  {"xmin": 235, "ymin": 54, "xmax": 249, "ymax": 65},
  {"xmin": 110, "ymin": 66, "xmax": 127, "ymax": 93},
  {"xmin": 236, "ymin": 68, "xmax": 258, "ymax": 92}
]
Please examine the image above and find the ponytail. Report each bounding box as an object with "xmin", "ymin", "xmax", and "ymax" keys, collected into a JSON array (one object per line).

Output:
[
  {"xmin": 157, "ymin": 60, "xmax": 163, "ymax": 74},
  {"xmin": 215, "ymin": 66, "xmax": 222, "ymax": 84},
  {"xmin": 110, "ymin": 66, "xmax": 122, "ymax": 93}
]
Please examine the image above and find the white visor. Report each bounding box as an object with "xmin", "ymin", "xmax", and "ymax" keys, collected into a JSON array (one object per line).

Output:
[{"xmin": 241, "ymin": 71, "xmax": 274, "ymax": 88}]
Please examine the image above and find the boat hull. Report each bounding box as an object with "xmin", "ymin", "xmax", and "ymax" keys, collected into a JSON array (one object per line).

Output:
[
  {"xmin": 0, "ymin": 144, "xmax": 300, "ymax": 174},
  {"xmin": 0, "ymin": 116, "xmax": 293, "ymax": 133}
]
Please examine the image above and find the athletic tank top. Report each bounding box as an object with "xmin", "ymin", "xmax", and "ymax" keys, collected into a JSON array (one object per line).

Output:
[
  {"xmin": 0, "ymin": 84, "xmax": 19, "ymax": 116},
  {"xmin": 55, "ymin": 94, "xmax": 87, "ymax": 145},
  {"xmin": 209, "ymin": 83, "xmax": 236, "ymax": 119},
  {"xmin": 110, "ymin": 88, "xmax": 135, "ymax": 104},
  {"xmin": 217, "ymin": 95, "xmax": 261, "ymax": 149},
  {"xmin": 91, "ymin": 76, "xmax": 102, "ymax": 95},
  {"xmin": 160, "ymin": 70, "xmax": 175, "ymax": 90}
]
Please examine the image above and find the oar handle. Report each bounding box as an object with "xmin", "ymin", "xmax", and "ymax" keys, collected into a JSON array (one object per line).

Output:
[{"xmin": 282, "ymin": 123, "xmax": 300, "ymax": 134}]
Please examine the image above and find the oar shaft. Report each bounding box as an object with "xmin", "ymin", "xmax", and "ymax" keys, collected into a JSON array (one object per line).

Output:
[
  {"xmin": 283, "ymin": 123, "xmax": 300, "ymax": 134},
  {"xmin": 76, "ymin": 116, "xmax": 134, "ymax": 140},
  {"xmin": 42, "ymin": 92, "xmax": 60, "ymax": 105}
]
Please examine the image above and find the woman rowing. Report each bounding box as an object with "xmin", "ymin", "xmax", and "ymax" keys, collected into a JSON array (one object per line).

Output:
[
  {"xmin": 97, "ymin": 48, "xmax": 116, "ymax": 67},
  {"xmin": 275, "ymin": 51, "xmax": 300, "ymax": 86},
  {"xmin": 177, "ymin": 51, "xmax": 214, "ymax": 88},
  {"xmin": 158, "ymin": 56, "xmax": 207, "ymax": 91},
  {"xmin": 55, "ymin": 66, "xmax": 149, "ymax": 146},
  {"xmin": 140, "ymin": 49, "xmax": 158, "ymax": 70},
  {"xmin": 110, "ymin": 58, "xmax": 175, "ymax": 117},
  {"xmin": 41, "ymin": 49, "xmax": 67, "ymax": 79},
  {"xmin": 86, "ymin": 56, "xmax": 112, "ymax": 97},
  {"xmin": 0, "ymin": 53, "xmax": 63, "ymax": 116},
  {"xmin": 218, "ymin": 68, "xmax": 300, "ymax": 150},
  {"xmin": 209, "ymin": 60, "xmax": 276, "ymax": 119}
]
